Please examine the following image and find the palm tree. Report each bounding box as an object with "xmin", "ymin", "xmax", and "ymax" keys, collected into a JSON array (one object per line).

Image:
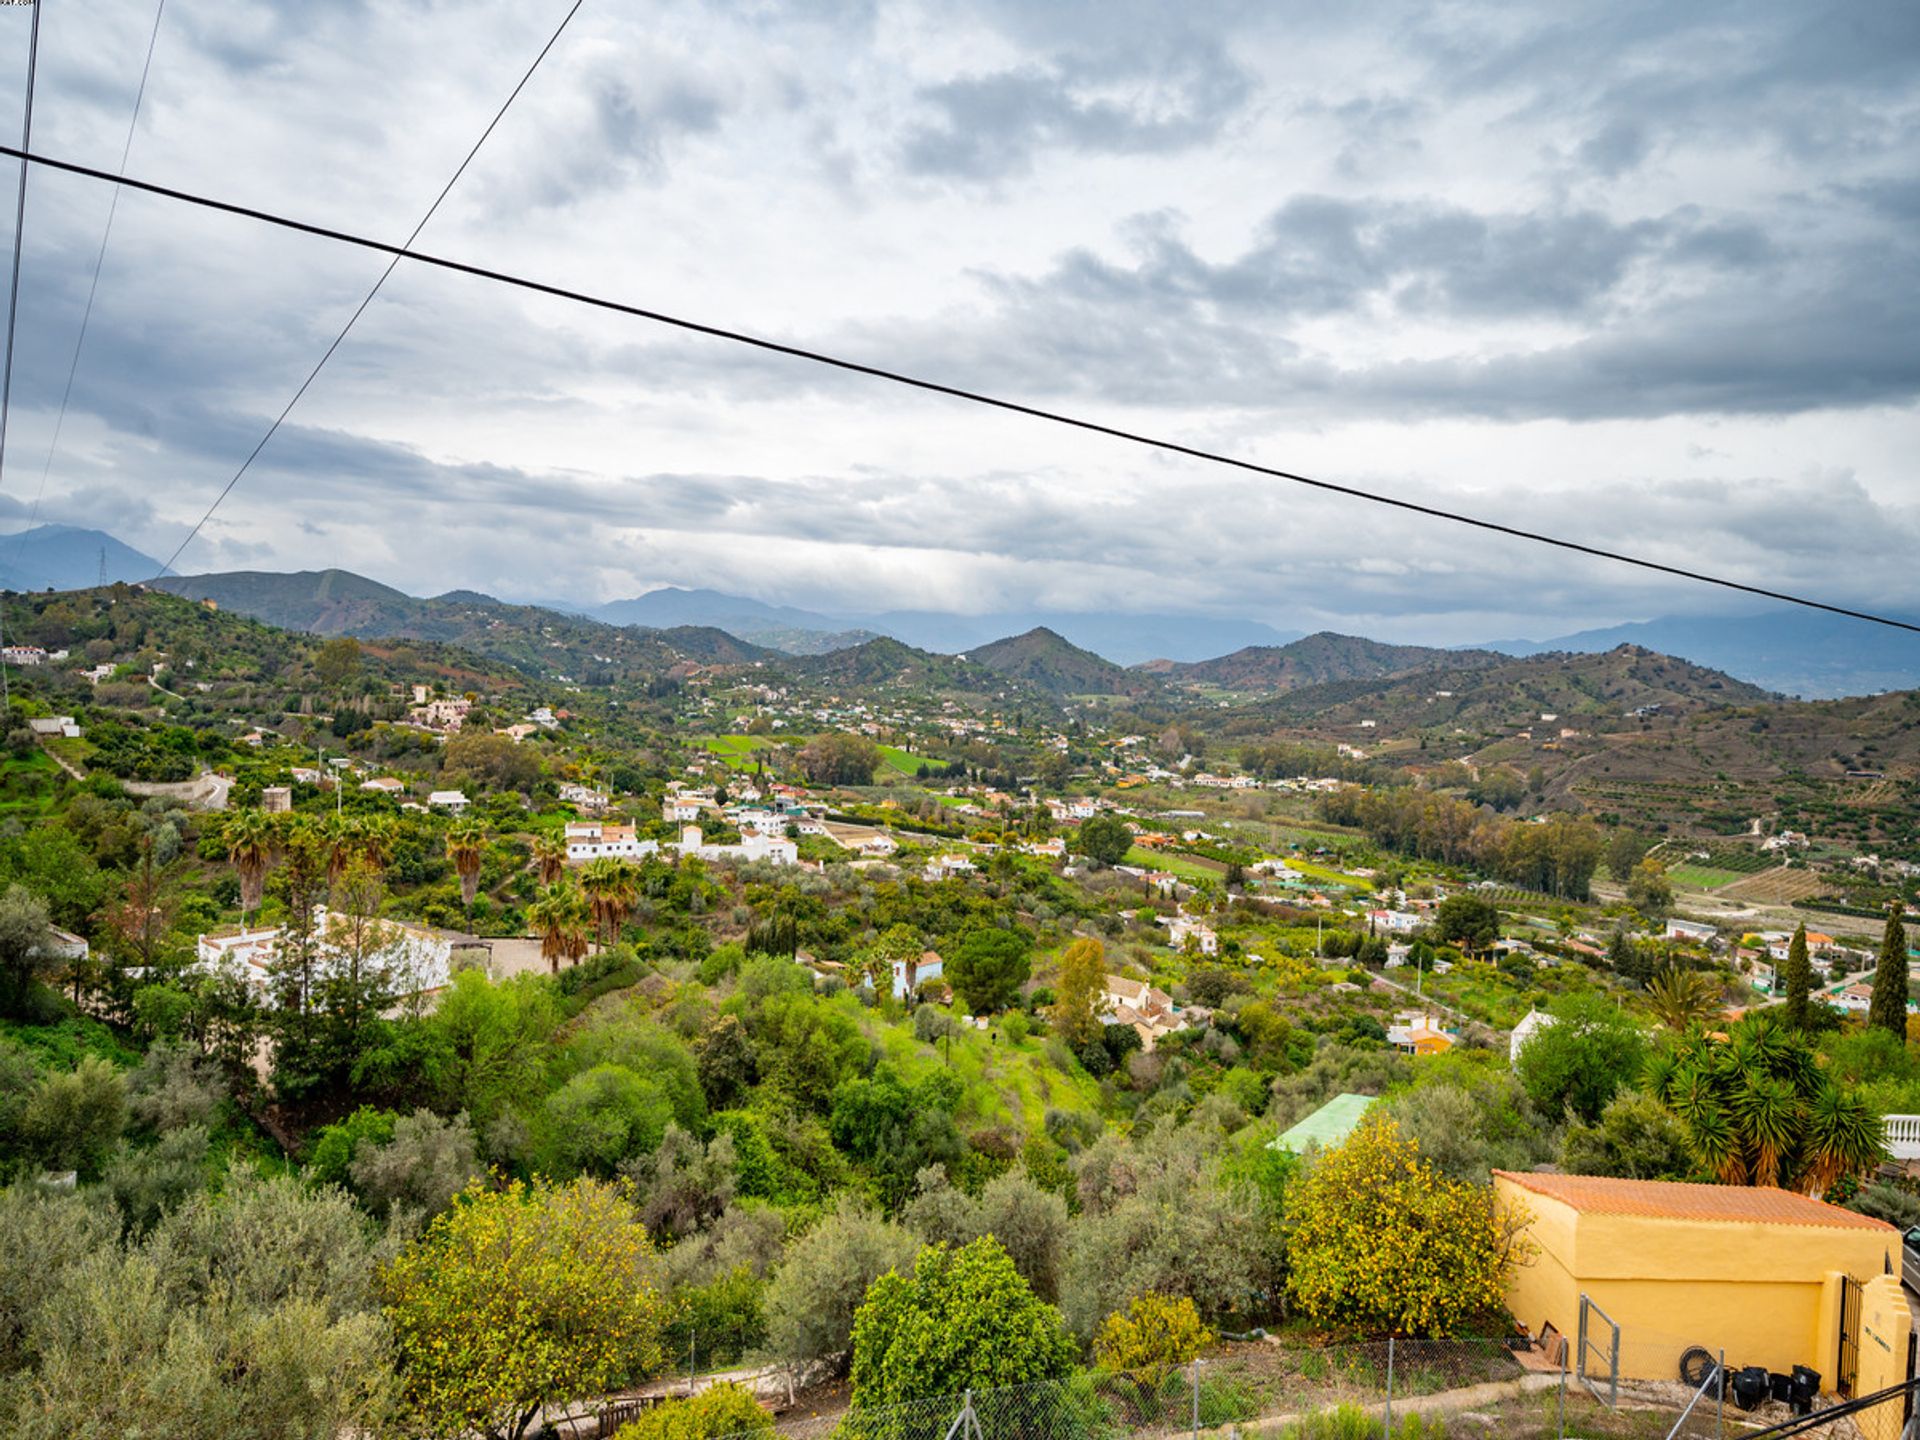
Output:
[
  {"xmin": 222, "ymin": 808, "xmax": 276, "ymax": 922},
  {"xmin": 1646, "ymin": 968, "xmax": 1722, "ymax": 1032},
  {"xmin": 358, "ymin": 815, "xmax": 399, "ymax": 873},
  {"xmin": 1651, "ymin": 1013, "xmax": 1887, "ymax": 1192},
  {"xmin": 579, "ymin": 856, "xmax": 638, "ymax": 948},
  {"xmin": 446, "ymin": 820, "xmax": 487, "ymax": 912},
  {"xmin": 1801, "ymin": 1085, "xmax": 1886, "ymax": 1197},
  {"xmin": 528, "ymin": 883, "xmax": 590, "ymax": 974},
  {"xmin": 530, "ymin": 832, "xmax": 568, "ymax": 888},
  {"xmin": 321, "ymin": 812, "xmax": 359, "ymax": 889}
]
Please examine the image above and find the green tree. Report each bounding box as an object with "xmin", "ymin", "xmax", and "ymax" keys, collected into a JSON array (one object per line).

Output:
[
  {"xmin": 23, "ymin": 1055, "xmax": 127, "ymax": 1179},
  {"xmin": 381, "ymin": 1177, "xmax": 671, "ymax": 1440},
  {"xmin": 1782, "ymin": 923, "xmax": 1812, "ymax": 1030},
  {"xmin": 1432, "ymin": 894, "xmax": 1499, "ymax": 955},
  {"xmin": 1870, "ymin": 910, "xmax": 1910, "ymax": 1039},
  {"xmin": 1052, "ymin": 937, "xmax": 1107, "ymax": 1049},
  {"xmin": 849, "ymin": 1236, "xmax": 1077, "ymax": 1408},
  {"xmin": 1513, "ymin": 992, "xmax": 1646, "ymax": 1123},
  {"xmin": 1559, "ymin": 1090, "xmax": 1694, "ymax": 1180},
  {"xmin": 1625, "ymin": 858, "xmax": 1673, "ymax": 921},
  {"xmin": 315, "ymin": 635, "xmax": 362, "ymax": 688},
  {"xmin": 946, "ymin": 928, "xmax": 1032, "ymax": 1014},
  {"xmin": 794, "ymin": 734, "xmax": 882, "ymax": 787},
  {"xmin": 763, "ymin": 1197, "xmax": 917, "ymax": 1376},
  {"xmin": 0, "ymin": 884, "xmax": 55, "ymax": 1020},
  {"xmin": 1284, "ymin": 1114, "xmax": 1529, "ymax": 1336},
  {"xmin": 1072, "ymin": 814, "xmax": 1132, "ymax": 867}
]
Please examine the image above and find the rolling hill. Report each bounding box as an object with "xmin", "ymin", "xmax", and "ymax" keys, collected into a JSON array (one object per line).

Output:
[
  {"xmin": 150, "ymin": 569, "xmax": 773, "ymax": 683},
  {"xmin": 0, "ymin": 525, "xmax": 164, "ymax": 592},
  {"xmin": 1238, "ymin": 645, "xmax": 1775, "ymax": 737},
  {"xmin": 1149, "ymin": 632, "xmax": 1508, "ymax": 692},
  {"xmin": 965, "ymin": 627, "xmax": 1154, "ymax": 697},
  {"xmin": 775, "ymin": 636, "xmax": 1021, "ymax": 698}
]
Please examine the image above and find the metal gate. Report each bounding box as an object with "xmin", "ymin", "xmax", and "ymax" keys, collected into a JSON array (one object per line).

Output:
[
  {"xmin": 1577, "ymin": 1293, "xmax": 1621, "ymax": 1408},
  {"xmin": 1840, "ymin": 1274, "xmax": 1865, "ymax": 1398}
]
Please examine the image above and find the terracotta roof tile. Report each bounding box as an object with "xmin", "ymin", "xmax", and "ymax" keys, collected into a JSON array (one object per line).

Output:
[{"xmin": 1494, "ymin": 1171, "xmax": 1896, "ymax": 1231}]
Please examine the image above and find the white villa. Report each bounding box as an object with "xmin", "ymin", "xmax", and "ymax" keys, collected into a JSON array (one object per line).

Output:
[{"xmin": 193, "ymin": 909, "xmax": 454, "ymax": 1005}]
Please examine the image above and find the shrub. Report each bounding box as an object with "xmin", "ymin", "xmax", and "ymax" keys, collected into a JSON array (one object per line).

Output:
[
  {"xmin": 1285, "ymin": 1114, "xmax": 1531, "ymax": 1336},
  {"xmin": 762, "ymin": 1197, "xmax": 917, "ymax": 1374},
  {"xmin": 614, "ymin": 1383, "xmax": 773, "ymax": 1440},
  {"xmin": 1093, "ymin": 1293, "xmax": 1212, "ymax": 1386},
  {"xmin": 849, "ymin": 1236, "xmax": 1077, "ymax": 1408}
]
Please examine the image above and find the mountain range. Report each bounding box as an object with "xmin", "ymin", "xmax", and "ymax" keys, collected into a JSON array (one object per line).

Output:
[{"xmin": 4, "ymin": 525, "xmax": 1916, "ymax": 698}]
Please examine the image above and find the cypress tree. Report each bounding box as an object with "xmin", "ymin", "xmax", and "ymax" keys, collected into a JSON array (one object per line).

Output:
[
  {"xmin": 1782, "ymin": 922, "xmax": 1811, "ymax": 1030},
  {"xmin": 1869, "ymin": 909, "xmax": 1910, "ymax": 1039}
]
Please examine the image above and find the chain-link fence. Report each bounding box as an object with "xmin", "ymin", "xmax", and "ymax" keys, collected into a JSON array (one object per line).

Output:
[{"xmin": 582, "ymin": 1326, "xmax": 1914, "ymax": 1440}]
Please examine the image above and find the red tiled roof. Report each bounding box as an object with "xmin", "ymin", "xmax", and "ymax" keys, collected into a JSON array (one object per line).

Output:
[{"xmin": 1494, "ymin": 1172, "xmax": 1896, "ymax": 1231}]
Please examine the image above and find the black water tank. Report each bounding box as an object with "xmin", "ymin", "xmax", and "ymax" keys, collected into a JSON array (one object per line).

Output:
[
  {"xmin": 1769, "ymin": 1372, "xmax": 1792, "ymax": 1404},
  {"xmin": 1790, "ymin": 1366, "xmax": 1821, "ymax": 1416},
  {"xmin": 1732, "ymin": 1367, "xmax": 1772, "ymax": 1411}
]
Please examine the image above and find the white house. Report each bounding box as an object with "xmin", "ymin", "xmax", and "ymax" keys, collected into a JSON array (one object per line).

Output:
[
  {"xmin": 924, "ymin": 854, "xmax": 976, "ymax": 882},
  {"xmin": 26, "ymin": 716, "xmax": 80, "ymax": 738},
  {"xmin": 664, "ymin": 795, "xmax": 706, "ymax": 824},
  {"xmin": 565, "ymin": 820, "xmax": 661, "ymax": 863},
  {"xmin": 1, "ymin": 646, "xmax": 45, "ymax": 666},
  {"xmin": 428, "ymin": 790, "xmax": 470, "ymax": 813},
  {"xmin": 1162, "ymin": 913, "xmax": 1218, "ymax": 955},
  {"xmin": 1509, "ymin": 1008, "xmax": 1557, "ymax": 1063},
  {"xmin": 677, "ymin": 825, "xmax": 797, "ymax": 867},
  {"xmin": 892, "ymin": 949, "xmax": 944, "ymax": 1000},
  {"xmin": 558, "ymin": 782, "xmax": 610, "ymax": 813},
  {"xmin": 360, "ymin": 776, "xmax": 405, "ymax": 795},
  {"xmin": 194, "ymin": 910, "xmax": 453, "ymax": 1006},
  {"xmin": 1368, "ymin": 908, "xmax": 1422, "ymax": 935},
  {"xmin": 857, "ymin": 834, "xmax": 899, "ymax": 858},
  {"xmin": 1664, "ymin": 918, "xmax": 1718, "ymax": 944}
]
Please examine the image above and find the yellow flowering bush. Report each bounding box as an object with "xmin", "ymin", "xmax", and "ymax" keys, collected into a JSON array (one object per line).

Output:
[
  {"xmin": 1092, "ymin": 1293, "xmax": 1213, "ymax": 1387},
  {"xmin": 1285, "ymin": 1114, "xmax": 1532, "ymax": 1336},
  {"xmin": 380, "ymin": 1177, "xmax": 671, "ymax": 1440},
  {"xmin": 613, "ymin": 1383, "xmax": 773, "ymax": 1440}
]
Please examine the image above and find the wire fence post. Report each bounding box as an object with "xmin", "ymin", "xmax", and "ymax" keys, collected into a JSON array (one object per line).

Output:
[
  {"xmin": 1716, "ymin": 1350, "xmax": 1724, "ymax": 1440},
  {"xmin": 1384, "ymin": 1338, "xmax": 1395, "ymax": 1438},
  {"xmin": 1557, "ymin": 1360, "xmax": 1567, "ymax": 1440},
  {"xmin": 1192, "ymin": 1357, "xmax": 1202, "ymax": 1438},
  {"xmin": 1609, "ymin": 1324, "xmax": 1621, "ymax": 1410}
]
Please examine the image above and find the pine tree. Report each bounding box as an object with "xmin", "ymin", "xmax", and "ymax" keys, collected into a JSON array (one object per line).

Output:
[
  {"xmin": 1782, "ymin": 922, "xmax": 1811, "ymax": 1030},
  {"xmin": 1869, "ymin": 910, "xmax": 1910, "ymax": 1039}
]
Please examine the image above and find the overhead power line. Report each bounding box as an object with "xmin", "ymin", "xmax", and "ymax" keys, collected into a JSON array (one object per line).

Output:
[
  {"xmin": 3, "ymin": 138, "xmax": 1916, "ymax": 638},
  {"xmin": 15, "ymin": 0, "xmax": 167, "ymax": 551},
  {"xmin": 0, "ymin": 0, "xmax": 42, "ymax": 715},
  {"xmin": 0, "ymin": 0, "xmax": 41, "ymax": 506},
  {"xmin": 152, "ymin": 0, "xmax": 585, "ymax": 580}
]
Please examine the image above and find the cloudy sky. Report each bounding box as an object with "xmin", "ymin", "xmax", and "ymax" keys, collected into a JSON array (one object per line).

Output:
[{"xmin": 0, "ymin": 0, "xmax": 1914, "ymax": 644}]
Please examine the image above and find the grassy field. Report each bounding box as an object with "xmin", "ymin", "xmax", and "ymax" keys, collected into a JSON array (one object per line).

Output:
[
  {"xmin": 1664, "ymin": 863, "xmax": 1747, "ymax": 890},
  {"xmin": 869, "ymin": 1009, "xmax": 1101, "ymax": 1131},
  {"xmin": 701, "ymin": 734, "xmax": 776, "ymax": 769},
  {"xmin": 1123, "ymin": 847, "xmax": 1224, "ymax": 881},
  {"xmin": 874, "ymin": 743, "xmax": 942, "ymax": 778}
]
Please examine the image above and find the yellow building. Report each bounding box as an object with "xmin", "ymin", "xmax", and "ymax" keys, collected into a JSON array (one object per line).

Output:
[{"xmin": 1494, "ymin": 1171, "xmax": 1903, "ymax": 1389}]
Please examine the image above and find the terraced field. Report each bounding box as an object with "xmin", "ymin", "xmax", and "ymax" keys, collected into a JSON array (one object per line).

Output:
[{"xmin": 1719, "ymin": 867, "xmax": 1835, "ymax": 904}]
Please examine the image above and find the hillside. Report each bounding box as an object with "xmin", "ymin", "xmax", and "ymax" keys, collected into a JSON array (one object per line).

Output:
[
  {"xmin": 1154, "ymin": 632, "xmax": 1508, "ymax": 692},
  {"xmin": 152, "ymin": 569, "xmax": 773, "ymax": 684},
  {"xmin": 1238, "ymin": 645, "xmax": 1774, "ymax": 738},
  {"xmin": 965, "ymin": 627, "xmax": 1154, "ymax": 697},
  {"xmin": 0, "ymin": 525, "xmax": 164, "ymax": 592},
  {"xmin": 1485, "ymin": 607, "xmax": 1920, "ymax": 700},
  {"xmin": 590, "ymin": 587, "xmax": 877, "ymax": 655},
  {"xmin": 776, "ymin": 636, "xmax": 1019, "ymax": 697}
]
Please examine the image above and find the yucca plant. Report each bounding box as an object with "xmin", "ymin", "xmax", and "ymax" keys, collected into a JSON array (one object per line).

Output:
[{"xmin": 1646, "ymin": 969, "xmax": 1723, "ymax": 1032}]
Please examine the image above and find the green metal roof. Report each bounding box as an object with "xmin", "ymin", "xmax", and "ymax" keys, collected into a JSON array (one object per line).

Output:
[{"xmin": 1268, "ymin": 1093, "xmax": 1378, "ymax": 1154}]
